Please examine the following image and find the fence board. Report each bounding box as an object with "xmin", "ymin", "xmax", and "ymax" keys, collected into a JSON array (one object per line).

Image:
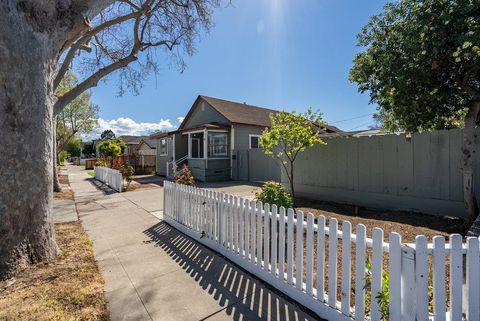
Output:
[
  {"xmin": 340, "ymin": 221, "xmax": 351, "ymax": 316},
  {"xmin": 256, "ymin": 201, "xmax": 263, "ymax": 266},
  {"xmin": 287, "ymin": 208, "xmax": 294, "ymax": 285},
  {"xmin": 389, "ymin": 232, "xmax": 401, "ymax": 321},
  {"xmin": 306, "ymin": 213, "xmax": 314, "ymax": 296},
  {"xmin": 466, "ymin": 237, "xmax": 480, "ymax": 321},
  {"xmin": 371, "ymin": 228, "xmax": 383, "ymax": 321},
  {"xmin": 278, "ymin": 207, "xmax": 286, "ymax": 281},
  {"xmin": 264, "ymin": 203, "xmax": 270, "ymax": 271},
  {"xmin": 449, "ymin": 234, "xmax": 463, "ymax": 321},
  {"xmin": 328, "ymin": 218, "xmax": 338, "ymax": 308},
  {"xmin": 433, "ymin": 236, "xmax": 446, "ymax": 321},
  {"xmin": 271, "ymin": 205, "xmax": 278, "ymax": 277},
  {"xmin": 415, "ymin": 235, "xmax": 429, "ymax": 321},
  {"xmin": 317, "ymin": 215, "xmax": 326, "ymax": 302},
  {"xmin": 295, "ymin": 211, "xmax": 304, "ymax": 291},
  {"xmin": 354, "ymin": 224, "xmax": 366, "ymax": 320}
]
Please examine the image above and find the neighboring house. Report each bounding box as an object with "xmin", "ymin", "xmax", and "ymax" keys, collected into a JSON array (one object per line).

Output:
[
  {"xmin": 118, "ymin": 135, "xmax": 157, "ymax": 156},
  {"xmin": 151, "ymin": 95, "xmax": 341, "ymax": 182}
]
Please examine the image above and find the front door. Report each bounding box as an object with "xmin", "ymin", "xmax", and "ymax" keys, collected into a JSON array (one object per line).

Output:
[{"xmin": 191, "ymin": 138, "xmax": 201, "ymax": 158}]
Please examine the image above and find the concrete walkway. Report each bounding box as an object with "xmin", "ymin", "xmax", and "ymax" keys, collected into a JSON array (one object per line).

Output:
[
  {"xmin": 53, "ymin": 199, "xmax": 77, "ymax": 223},
  {"xmin": 67, "ymin": 165, "xmax": 319, "ymax": 321}
]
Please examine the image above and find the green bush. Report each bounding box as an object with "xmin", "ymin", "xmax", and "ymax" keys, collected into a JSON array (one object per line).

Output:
[
  {"xmin": 58, "ymin": 150, "xmax": 70, "ymax": 165},
  {"xmin": 255, "ymin": 181, "xmax": 293, "ymax": 208},
  {"xmin": 120, "ymin": 164, "xmax": 135, "ymax": 191},
  {"xmin": 94, "ymin": 160, "xmax": 110, "ymax": 168}
]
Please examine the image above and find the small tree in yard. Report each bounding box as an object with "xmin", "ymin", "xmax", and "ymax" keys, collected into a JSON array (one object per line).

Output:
[
  {"xmin": 260, "ymin": 109, "xmax": 326, "ymax": 205},
  {"xmin": 120, "ymin": 165, "xmax": 135, "ymax": 191},
  {"xmin": 349, "ymin": 0, "xmax": 480, "ymax": 227}
]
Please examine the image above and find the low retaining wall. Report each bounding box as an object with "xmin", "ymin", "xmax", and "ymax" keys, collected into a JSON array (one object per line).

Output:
[{"xmin": 94, "ymin": 166, "xmax": 122, "ymax": 192}]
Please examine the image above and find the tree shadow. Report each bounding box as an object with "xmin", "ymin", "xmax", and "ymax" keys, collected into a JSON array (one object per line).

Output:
[{"xmin": 143, "ymin": 221, "xmax": 322, "ymax": 321}]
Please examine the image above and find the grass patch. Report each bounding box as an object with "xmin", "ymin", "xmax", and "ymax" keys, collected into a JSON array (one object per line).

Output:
[
  {"xmin": 0, "ymin": 222, "xmax": 109, "ymax": 321},
  {"xmin": 88, "ymin": 171, "xmax": 94, "ymax": 177}
]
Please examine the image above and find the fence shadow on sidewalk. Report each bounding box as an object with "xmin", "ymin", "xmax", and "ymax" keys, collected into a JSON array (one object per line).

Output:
[
  {"xmin": 143, "ymin": 221, "xmax": 320, "ymax": 321},
  {"xmin": 85, "ymin": 177, "xmax": 118, "ymax": 196}
]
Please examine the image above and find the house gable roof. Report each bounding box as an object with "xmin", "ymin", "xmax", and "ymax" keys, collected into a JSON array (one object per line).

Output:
[
  {"xmin": 199, "ymin": 95, "xmax": 278, "ymax": 128},
  {"xmin": 176, "ymin": 95, "xmax": 343, "ymax": 134},
  {"xmin": 119, "ymin": 135, "xmax": 156, "ymax": 147}
]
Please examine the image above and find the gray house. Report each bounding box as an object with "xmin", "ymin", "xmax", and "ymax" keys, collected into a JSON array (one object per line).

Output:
[{"xmin": 151, "ymin": 95, "xmax": 341, "ymax": 182}]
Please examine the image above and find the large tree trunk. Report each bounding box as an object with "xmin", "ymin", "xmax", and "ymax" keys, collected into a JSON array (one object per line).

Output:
[
  {"xmin": 53, "ymin": 117, "xmax": 62, "ymax": 193},
  {"xmin": 462, "ymin": 101, "xmax": 480, "ymax": 229},
  {"xmin": 0, "ymin": 2, "xmax": 60, "ymax": 279}
]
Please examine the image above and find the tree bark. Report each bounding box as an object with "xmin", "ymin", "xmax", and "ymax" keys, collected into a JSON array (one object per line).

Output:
[
  {"xmin": 462, "ymin": 101, "xmax": 480, "ymax": 228},
  {"xmin": 289, "ymin": 161, "xmax": 295, "ymax": 206},
  {"xmin": 0, "ymin": 2, "xmax": 61, "ymax": 279},
  {"xmin": 53, "ymin": 116, "xmax": 62, "ymax": 193}
]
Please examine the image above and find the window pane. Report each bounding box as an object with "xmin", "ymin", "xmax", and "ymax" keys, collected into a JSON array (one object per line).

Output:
[
  {"xmin": 250, "ymin": 136, "xmax": 259, "ymax": 148},
  {"xmin": 208, "ymin": 132, "xmax": 228, "ymax": 157}
]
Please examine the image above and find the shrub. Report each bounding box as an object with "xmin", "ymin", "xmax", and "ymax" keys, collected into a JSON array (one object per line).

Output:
[
  {"xmin": 58, "ymin": 150, "xmax": 70, "ymax": 165},
  {"xmin": 174, "ymin": 164, "xmax": 195, "ymax": 186},
  {"xmin": 94, "ymin": 160, "xmax": 110, "ymax": 168},
  {"xmin": 255, "ymin": 181, "xmax": 293, "ymax": 208},
  {"xmin": 120, "ymin": 164, "xmax": 135, "ymax": 191}
]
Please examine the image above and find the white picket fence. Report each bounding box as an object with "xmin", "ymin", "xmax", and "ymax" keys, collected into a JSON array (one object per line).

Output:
[
  {"xmin": 93, "ymin": 166, "xmax": 122, "ymax": 192},
  {"xmin": 163, "ymin": 181, "xmax": 480, "ymax": 321}
]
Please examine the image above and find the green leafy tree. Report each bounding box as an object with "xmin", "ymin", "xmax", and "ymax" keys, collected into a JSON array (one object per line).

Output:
[
  {"xmin": 260, "ymin": 109, "xmax": 326, "ymax": 204},
  {"xmin": 82, "ymin": 142, "xmax": 95, "ymax": 157},
  {"xmin": 100, "ymin": 130, "xmax": 116, "ymax": 140},
  {"xmin": 350, "ymin": 0, "xmax": 480, "ymax": 226},
  {"xmin": 66, "ymin": 138, "xmax": 82, "ymax": 158},
  {"xmin": 98, "ymin": 139, "xmax": 125, "ymax": 157},
  {"xmin": 56, "ymin": 71, "xmax": 99, "ymax": 153}
]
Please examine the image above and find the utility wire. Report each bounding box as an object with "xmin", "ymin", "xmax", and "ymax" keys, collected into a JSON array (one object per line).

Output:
[
  {"xmin": 329, "ymin": 113, "xmax": 374, "ymax": 124},
  {"xmin": 348, "ymin": 120, "xmax": 377, "ymax": 131}
]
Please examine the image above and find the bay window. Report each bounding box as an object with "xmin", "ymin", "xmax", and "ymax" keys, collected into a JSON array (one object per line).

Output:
[{"xmin": 208, "ymin": 132, "xmax": 228, "ymax": 157}]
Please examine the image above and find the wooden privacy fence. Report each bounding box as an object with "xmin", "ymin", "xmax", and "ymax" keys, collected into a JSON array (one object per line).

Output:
[
  {"xmin": 163, "ymin": 181, "xmax": 480, "ymax": 321},
  {"xmin": 94, "ymin": 166, "xmax": 122, "ymax": 192}
]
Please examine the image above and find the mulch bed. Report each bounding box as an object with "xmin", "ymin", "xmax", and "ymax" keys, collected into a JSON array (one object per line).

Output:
[{"xmin": 295, "ymin": 198, "xmax": 467, "ymax": 243}]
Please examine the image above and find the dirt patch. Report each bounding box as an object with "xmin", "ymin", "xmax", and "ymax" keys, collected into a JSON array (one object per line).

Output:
[
  {"xmin": 54, "ymin": 174, "xmax": 74, "ymax": 201},
  {"xmin": 0, "ymin": 222, "xmax": 109, "ymax": 320},
  {"xmin": 296, "ymin": 198, "xmax": 466, "ymax": 242},
  {"xmin": 125, "ymin": 182, "xmax": 160, "ymax": 192}
]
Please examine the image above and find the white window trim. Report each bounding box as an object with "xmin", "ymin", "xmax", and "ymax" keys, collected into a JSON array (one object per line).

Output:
[
  {"xmin": 208, "ymin": 132, "xmax": 228, "ymax": 157},
  {"xmin": 249, "ymin": 134, "xmax": 261, "ymax": 149},
  {"xmin": 159, "ymin": 138, "xmax": 168, "ymax": 156}
]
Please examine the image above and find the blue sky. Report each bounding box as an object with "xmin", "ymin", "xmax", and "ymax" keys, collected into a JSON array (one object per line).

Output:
[{"xmin": 90, "ymin": 0, "xmax": 388, "ymax": 136}]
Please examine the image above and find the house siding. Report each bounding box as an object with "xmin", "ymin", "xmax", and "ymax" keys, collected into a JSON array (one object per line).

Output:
[
  {"xmin": 233, "ymin": 124, "xmax": 264, "ymax": 151},
  {"xmin": 183, "ymin": 101, "xmax": 230, "ymax": 128},
  {"xmin": 155, "ymin": 137, "xmax": 169, "ymax": 175},
  {"xmin": 232, "ymin": 124, "xmax": 265, "ymax": 180},
  {"xmin": 188, "ymin": 158, "xmax": 230, "ymax": 182}
]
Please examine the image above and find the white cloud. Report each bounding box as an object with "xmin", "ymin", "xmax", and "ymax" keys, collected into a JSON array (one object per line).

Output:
[
  {"xmin": 89, "ymin": 116, "xmax": 184, "ymax": 138},
  {"xmin": 177, "ymin": 116, "xmax": 185, "ymax": 124}
]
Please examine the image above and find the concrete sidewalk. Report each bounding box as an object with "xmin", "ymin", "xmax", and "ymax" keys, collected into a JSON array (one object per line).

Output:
[{"xmin": 67, "ymin": 165, "xmax": 319, "ymax": 321}]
